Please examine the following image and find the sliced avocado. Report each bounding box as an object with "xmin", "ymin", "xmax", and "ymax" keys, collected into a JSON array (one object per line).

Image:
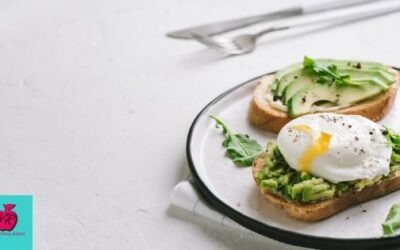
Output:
[
  {"xmin": 343, "ymin": 79, "xmax": 389, "ymax": 90},
  {"xmin": 276, "ymin": 71, "xmax": 308, "ymax": 97},
  {"xmin": 287, "ymin": 83, "xmax": 384, "ymax": 117},
  {"xmin": 318, "ymin": 59, "xmax": 385, "ymax": 70},
  {"xmin": 275, "ymin": 59, "xmax": 385, "ymax": 81},
  {"xmin": 274, "ymin": 59, "xmax": 386, "ymax": 97},
  {"xmin": 283, "ymin": 75, "xmax": 314, "ymax": 104},
  {"xmin": 275, "ymin": 62, "xmax": 301, "ymax": 82},
  {"xmin": 339, "ymin": 68, "xmax": 395, "ymax": 86},
  {"xmin": 282, "ymin": 68, "xmax": 393, "ymax": 104}
]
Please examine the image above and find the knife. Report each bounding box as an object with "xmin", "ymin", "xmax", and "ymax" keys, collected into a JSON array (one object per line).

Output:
[{"xmin": 167, "ymin": 0, "xmax": 380, "ymax": 39}]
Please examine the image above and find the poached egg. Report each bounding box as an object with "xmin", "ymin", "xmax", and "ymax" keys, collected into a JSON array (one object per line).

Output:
[{"xmin": 277, "ymin": 113, "xmax": 392, "ymax": 183}]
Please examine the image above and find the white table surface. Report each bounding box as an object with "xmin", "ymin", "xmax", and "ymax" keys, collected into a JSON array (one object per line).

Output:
[{"xmin": 1, "ymin": 0, "xmax": 400, "ymax": 249}]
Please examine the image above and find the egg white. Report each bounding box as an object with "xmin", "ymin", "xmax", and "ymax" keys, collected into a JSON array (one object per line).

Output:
[{"xmin": 277, "ymin": 113, "xmax": 392, "ymax": 183}]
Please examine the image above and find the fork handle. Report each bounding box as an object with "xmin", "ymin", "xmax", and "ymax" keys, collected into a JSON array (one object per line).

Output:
[
  {"xmin": 302, "ymin": 0, "xmax": 379, "ymax": 14},
  {"xmin": 243, "ymin": 0, "xmax": 384, "ymax": 38},
  {"xmin": 255, "ymin": 1, "xmax": 400, "ymax": 38},
  {"xmin": 291, "ymin": 1, "xmax": 400, "ymax": 29}
]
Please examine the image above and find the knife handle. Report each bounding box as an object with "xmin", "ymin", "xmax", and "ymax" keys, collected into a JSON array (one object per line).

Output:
[
  {"xmin": 278, "ymin": 0, "xmax": 399, "ymax": 31},
  {"xmin": 229, "ymin": 0, "xmax": 380, "ymax": 33},
  {"xmin": 207, "ymin": 0, "xmax": 380, "ymax": 36},
  {"xmin": 303, "ymin": 0, "xmax": 379, "ymax": 14},
  {"xmin": 196, "ymin": 7, "xmax": 303, "ymax": 37},
  {"xmin": 230, "ymin": 7, "xmax": 303, "ymax": 30}
]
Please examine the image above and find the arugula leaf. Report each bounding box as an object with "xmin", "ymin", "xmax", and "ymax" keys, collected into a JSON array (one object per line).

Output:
[
  {"xmin": 382, "ymin": 204, "xmax": 400, "ymax": 235},
  {"xmin": 210, "ymin": 116, "xmax": 263, "ymax": 167},
  {"xmin": 382, "ymin": 127, "xmax": 400, "ymax": 174},
  {"xmin": 382, "ymin": 126, "xmax": 400, "ymax": 147},
  {"xmin": 302, "ymin": 56, "xmax": 352, "ymax": 87}
]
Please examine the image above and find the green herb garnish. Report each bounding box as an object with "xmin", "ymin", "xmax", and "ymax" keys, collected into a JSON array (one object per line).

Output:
[
  {"xmin": 210, "ymin": 116, "xmax": 263, "ymax": 167},
  {"xmin": 382, "ymin": 127, "xmax": 400, "ymax": 175},
  {"xmin": 382, "ymin": 204, "xmax": 400, "ymax": 235},
  {"xmin": 303, "ymin": 56, "xmax": 352, "ymax": 87}
]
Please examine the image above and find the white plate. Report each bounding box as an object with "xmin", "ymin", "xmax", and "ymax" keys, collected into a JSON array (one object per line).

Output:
[{"xmin": 186, "ymin": 71, "xmax": 400, "ymax": 249}]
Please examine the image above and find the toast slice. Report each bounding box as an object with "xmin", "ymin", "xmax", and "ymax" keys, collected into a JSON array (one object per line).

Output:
[
  {"xmin": 248, "ymin": 68, "xmax": 400, "ymax": 133},
  {"xmin": 252, "ymin": 156, "xmax": 400, "ymax": 222}
]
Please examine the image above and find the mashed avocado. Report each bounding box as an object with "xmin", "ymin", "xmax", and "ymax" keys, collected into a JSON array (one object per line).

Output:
[{"xmin": 256, "ymin": 128, "xmax": 400, "ymax": 203}]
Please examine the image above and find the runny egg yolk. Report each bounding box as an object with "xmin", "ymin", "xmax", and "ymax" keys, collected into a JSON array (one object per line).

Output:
[{"xmin": 293, "ymin": 125, "xmax": 332, "ymax": 172}]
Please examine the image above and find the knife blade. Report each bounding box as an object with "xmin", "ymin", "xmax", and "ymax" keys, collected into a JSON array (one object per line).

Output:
[{"xmin": 167, "ymin": 0, "xmax": 379, "ymax": 39}]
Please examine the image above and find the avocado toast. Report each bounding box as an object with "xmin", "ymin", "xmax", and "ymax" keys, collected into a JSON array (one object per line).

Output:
[
  {"xmin": 252, "ymin": 114, "xmax": 400, "ymax": 222},
  {"xmin": 249, "ymin": 58, "xmax": 400, "ymax": 133}
]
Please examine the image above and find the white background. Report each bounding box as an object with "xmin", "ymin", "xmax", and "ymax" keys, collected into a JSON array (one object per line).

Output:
[{"xmin": 0, "ymin": 0, "xmax": 400, "ymax": 249}]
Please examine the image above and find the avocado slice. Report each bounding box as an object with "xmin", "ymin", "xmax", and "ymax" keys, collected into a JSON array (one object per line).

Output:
[
  {"xmin": 275, "ymin": 62, "xmax": 302, "ymax": 82},
  {"xmin": 282, "ymin": 75, "xmax": 315, "ymax": 104},
  {"xmin": 276, "ymin": 59, "xmax": 385, "ymax": 81},
  {"xmin": 276, "ymin": 71, "xmax": 307, "ymax": 97},
  {"xmin": 274, "ymin": 59, "xmax": 386, "ymax": 97},
  {"xmin": 339, "ymin": 68, "xmax": 395, "ymax": 86},
  {"xmin": 287, "ymin": 83, "xmax": 385, "ymax": 117},
  {"xmin": 282, "ymin": 68, "xmax": 394, "ymax": 104}
]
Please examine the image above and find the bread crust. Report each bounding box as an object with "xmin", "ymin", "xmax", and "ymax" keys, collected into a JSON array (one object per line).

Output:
[
  {"xmin": 252, "ymin": 157, "xmax": 400, "ymax": 222},
  {"xmin": 248, "ymin": 68, "xmax": 400, "ymax": 133}
]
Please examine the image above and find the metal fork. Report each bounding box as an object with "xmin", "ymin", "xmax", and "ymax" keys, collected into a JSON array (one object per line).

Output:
[
  {"xmin": 192, "ymin": 2, "xmax": 400, "ymax": 55},
  {"xmin": 192, "ymin": 27, "xmax": 287, "ymax": 55}
]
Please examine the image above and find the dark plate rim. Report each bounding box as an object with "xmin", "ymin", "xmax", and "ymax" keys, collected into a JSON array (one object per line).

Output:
[{"xmin": 185, "ymin": 68, "xmax": 400, "ymax": 250}]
